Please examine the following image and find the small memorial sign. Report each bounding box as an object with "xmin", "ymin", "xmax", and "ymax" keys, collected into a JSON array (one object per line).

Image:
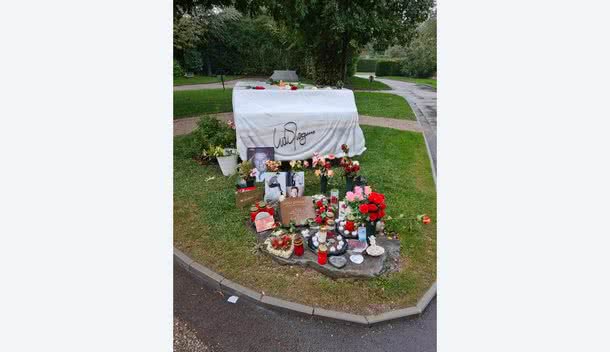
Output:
[
  {"xmin": 255, "ymin": 213, "xmax": 275, "ymax": 233},
  {"xmin": 279, "ymin": 196, "xmax": 316, "ymax": 225}
]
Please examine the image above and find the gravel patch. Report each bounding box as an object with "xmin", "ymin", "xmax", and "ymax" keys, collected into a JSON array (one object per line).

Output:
[{"xmin": 174, "ymin": 317, "xmax": 213, "ymax": 352}]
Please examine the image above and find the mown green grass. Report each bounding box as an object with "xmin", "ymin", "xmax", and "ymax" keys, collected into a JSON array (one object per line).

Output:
[
  {"xmin": 174, "ymin": 89, "xmax": 414, "ymax": 120},
  {"xmin": 174, "ymin": 125, "xmax": 436, "ymax": 314},
  {"xmin": 173, "ymin": 89, "xmax": 233, "ymax": 119},
  {"xmin": 383, "ymin": 76, "xmax": 437, "ymax": 89},
  {"xmin": 345, "ymin": 76, "xmax": 391, "ymax": 90},
  {"xmin": 354, "ymin": 92, "xmax": 415, "ymax": 120},
  {"xmin": 174, "ymin": 75, "xmax": 241, "ymax": 86}
]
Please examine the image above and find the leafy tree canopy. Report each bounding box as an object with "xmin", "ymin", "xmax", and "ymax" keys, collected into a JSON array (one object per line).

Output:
[{"xmin": 175, "ymin": 0, "xmax": 434, "ymax": 84}]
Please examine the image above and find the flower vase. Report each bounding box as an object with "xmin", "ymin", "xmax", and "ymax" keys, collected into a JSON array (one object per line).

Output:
[
  {"xmin": 345, "ymin": 176, "xmax": 355, "ymax": 193},
  {"xmin": 366, "ymin": 221, "xmax": 377, "ymax": 238},
  {"xmin": 320, "ymin": 175, "xmax": 328, "ymax": 194}
]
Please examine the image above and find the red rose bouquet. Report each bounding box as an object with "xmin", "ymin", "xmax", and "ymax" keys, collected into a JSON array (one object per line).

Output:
[{"xmin": 358, "ymin": 191, "xmax": 386, "ymax": 223}]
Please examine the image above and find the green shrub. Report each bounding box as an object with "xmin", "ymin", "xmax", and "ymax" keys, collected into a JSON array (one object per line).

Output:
[
  {"xmin": 400, "ymin": 44, "xmax": 436, "ymax": 78},
  {"xmin": 357, "ymin": 59, "xmax": 378, "ymax": 72},
  {"xmin": 184, "ymin": 49, "xmax": 204, "ymax": 73},
  {"xmin": 375, "ymin": 60, "xmax": 402, "ymax": 76},
  {"xmin": 189, "ymin": 116, "xmax": 236, "ymax": 156},
  {"xmin": 174, "ymin": 59, "xmax": 184, "ymax": 79},
  {"xmin": 346, "ymin": 55, "xmax": 359, "ymax": 78}
]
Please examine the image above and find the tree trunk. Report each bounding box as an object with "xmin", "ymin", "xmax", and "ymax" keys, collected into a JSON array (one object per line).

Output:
[
  {"xmin": 206, "ymin": 56, "xmax": 212, "ymax": 76},
  {"xmin": 341, "ymin": 31, "xmax": 349, "ymax": 82}
]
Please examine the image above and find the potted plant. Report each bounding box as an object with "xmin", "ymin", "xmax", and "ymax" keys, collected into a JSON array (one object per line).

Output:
[
  {"xmin": 207, "ymin": 145, "xmax": 238, "ymax": 176},
  {"xmin": 237, "ymin": 160, "xmax": 257, "ymax": 187}
]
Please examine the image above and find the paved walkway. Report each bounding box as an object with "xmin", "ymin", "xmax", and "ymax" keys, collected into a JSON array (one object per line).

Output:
[
  {"xmin": 174, "ymin": 77, "xmax": 268, "ymax": 91},
  {"xmin": 356, "ymin": 74, "xmax": 437, "ymax": 174},
  {"xmin": 174, "ymin": 113, "xmax": 423, "ymax": 137},
  {"xmin": 174, "ymin": 265, "xmax": 436, "ymax": 352}
]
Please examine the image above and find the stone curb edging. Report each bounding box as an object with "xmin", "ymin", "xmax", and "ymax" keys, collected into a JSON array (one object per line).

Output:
[{"xmin": 175, "ymin": 247, "xmax": 436, "ymax": 326}]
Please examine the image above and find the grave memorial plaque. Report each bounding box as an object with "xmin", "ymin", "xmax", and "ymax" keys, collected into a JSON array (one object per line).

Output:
[{"xmin": 279, "ymin": 196, "xmax": 316, "ymax": 225}]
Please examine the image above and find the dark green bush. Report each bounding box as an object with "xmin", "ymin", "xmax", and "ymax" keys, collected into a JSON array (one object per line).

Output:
[
  {"xmin": 184, "ymin": 49, "xmax": 204, "ymax": 73},
  {"xmin": 173, "ymin": 59, "xmax": 184, "ymax": 79},
  {"xmin": 375, "ymin": 60, "xmax": 402, "ymax": 76},
  {"xmin": 400, "ymin": 44, "xmax": 436, "ymax": 78},
  {"xmin": 189, "ymin": 115, "xmax": 236, "ymax": 156},
  {"xmin": 357, "ymin": 59, "xmax": 378, "ymax": 72}
]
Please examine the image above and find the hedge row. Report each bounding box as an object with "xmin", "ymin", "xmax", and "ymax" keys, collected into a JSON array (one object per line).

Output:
[
  {"xmin": 357, "ymin": 59, "xmax": 378, "ymax": 72},
  {"xmin": 375, "ymin": 60, "xmax": 402, "ymax": 76}
]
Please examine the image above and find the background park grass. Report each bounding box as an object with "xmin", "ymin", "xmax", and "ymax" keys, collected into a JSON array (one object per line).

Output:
[
  {"xmin": 174, "ymin": 75, "xmax": 241, "ymax": 86},
  {"xmin": 174, "ymin": 88, "xmax": 414, "ymax": 120},
  {"xmin": 383, "ymin": 76, "xmax": 437, "ymax": 89},
  {"xmin": 174, "ymin": 89, "xmax": 233, "ymax": 118},
  {"xmin": 173, "ymin": 125, "xmax": 436, "ymax": 314},
  {"xmin": 354, "ymin": 92, "xmax": 415, "ymax": 120}
]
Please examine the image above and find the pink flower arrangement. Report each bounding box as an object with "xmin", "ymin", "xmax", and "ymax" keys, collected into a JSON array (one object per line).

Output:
[
  {"xmin": 345, "ymin": 186, "xmax": 387, "ymax": 224},
  {"xmin": 312, "ymin": 152, "xmax": 333, "ymax": 178}
]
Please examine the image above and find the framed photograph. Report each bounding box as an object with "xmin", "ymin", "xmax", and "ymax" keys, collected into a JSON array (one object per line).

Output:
[
  {"xmin": 247, "ymin": 147, "xmax": 275, "ymax": 182},
  {"xmin": 287, "ymin": 171, "xmax": 305, "ymax": 197},
  {"xmin": 264, "ymin": 172, "xmax": 288, "ymax": 203}
]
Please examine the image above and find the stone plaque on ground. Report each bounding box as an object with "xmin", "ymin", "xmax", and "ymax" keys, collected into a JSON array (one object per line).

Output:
[{"xmin": 279, "ymin": 196, "xmax": 315, "ymax": 225}]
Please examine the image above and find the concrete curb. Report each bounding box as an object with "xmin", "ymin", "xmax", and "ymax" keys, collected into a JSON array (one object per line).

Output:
[{"xmin": 174, "ymin": 248, "xmax": 436, "ymax": 326}]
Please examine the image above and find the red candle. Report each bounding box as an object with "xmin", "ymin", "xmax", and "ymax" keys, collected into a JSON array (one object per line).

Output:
[
  {"xmin": 249, "ymin": 206, "xmax": 258, "ymax": 222},
  {"xmin": 294, "ymin": 237, "xmax": 304, "ymax": 256},
  {"xmin": 317, "ymin": 244, "xmax": 328, "ymax": 265},
  {"xmin": 265, "ymin": 205, "xmax": 275, "ymax": 216}
]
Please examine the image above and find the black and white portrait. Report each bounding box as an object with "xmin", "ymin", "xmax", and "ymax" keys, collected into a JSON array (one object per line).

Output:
[
  {"xmin": 287, "ymin": 171, "xmax": 305, "ymax": 197},
  {"xmin": 247, "ymin": 147, "xmax": 275, "ymax": 182},
  {"xmin": 264, "ymin": 172, "xmax": 288, "ymax": 203}
]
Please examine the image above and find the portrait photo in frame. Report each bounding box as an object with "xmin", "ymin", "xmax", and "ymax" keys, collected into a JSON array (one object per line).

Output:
[{"xmin": 247, "ymin": 147, "xmax": 275, "ymax": 182}]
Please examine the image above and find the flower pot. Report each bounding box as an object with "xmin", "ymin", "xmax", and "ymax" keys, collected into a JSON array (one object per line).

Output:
[
  {"xmin": 320, "ymin": 175, "xmax": 328, "ymax": 194},
  {"xmin": 217, "ymin": 155, "xmax": 238, "ymax": 176},
  {"xmin": 345, "ymin": 176, "xmax": 355, "ymax": 193}
]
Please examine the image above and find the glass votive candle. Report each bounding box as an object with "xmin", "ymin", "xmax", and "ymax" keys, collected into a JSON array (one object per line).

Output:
[
  {"xmin": 250, "ymin": 206, "xmax": 259, "ymax": 222},
  {"xmin": 330, "ymin": 189, "xmax": 339, "ymax": 205},
  {"xmin": 293, "ymin": 236, "xmax": 304, "ymax": 256},
  {"xmin": 317, "ymin": 244, "xmax": 328, "ymax": 265},
  {"xmin": 318, "ymin": 226, "xmax": 328, "ymax": 243}
]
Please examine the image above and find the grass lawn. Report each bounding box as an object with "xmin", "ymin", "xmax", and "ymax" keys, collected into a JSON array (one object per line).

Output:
[
  {"xmin": 174, "ymin": 89, "xmax": 233, "ymax": 119},
  {"xmin": 354, "ymin": 92, "xmax": 415, "ymax": 120},
  {"xmin": 174, "ymin": 125, "xmax": 436, "ymax": 314},
  {"xmin": 345, "ymin": 76, "xmax": 391, "ymax": 90},
  {"xmin": 382, "ymin": 76, "xmax": 437, "ymax": 89},
  {"xmin": 174, "ymin": 75, "xmax": 241, "ymax": 86},
  {"xmin": 174, "ymin": 89, "xmax": 414, "ymax": 120}
]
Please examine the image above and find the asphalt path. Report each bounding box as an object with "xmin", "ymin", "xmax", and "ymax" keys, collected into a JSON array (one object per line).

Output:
[{"xmin": 174, "ymin": 265, "xmax": 437, "ymax": 352}]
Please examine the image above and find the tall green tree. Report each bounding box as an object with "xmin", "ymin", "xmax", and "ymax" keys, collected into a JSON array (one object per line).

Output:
[{"xmin": 263, "ymin": 0, "xmax": 434, "ymax": 84}]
